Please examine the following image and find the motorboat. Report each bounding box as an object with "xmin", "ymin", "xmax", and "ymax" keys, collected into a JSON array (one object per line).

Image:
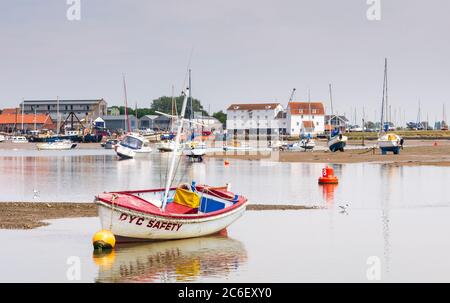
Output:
[
  {"xmin": 11, "ymin": 136, "xmax": 28, "ymax": 143},
  {"xmin": 36, "ymin": 140, "xmax": 77, "ymax": 150},
  {"xmin": 115, "ymin": 133, "xmax": 152, "ymax": 159}
]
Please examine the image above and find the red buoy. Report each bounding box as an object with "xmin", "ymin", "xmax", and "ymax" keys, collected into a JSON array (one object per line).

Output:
[{"xmin": 318, "ymin": 166, "xmax": 339, "ymax": 184}]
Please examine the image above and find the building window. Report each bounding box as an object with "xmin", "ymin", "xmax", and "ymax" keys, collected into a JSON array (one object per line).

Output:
[
  {"xmin": 265, "ymin": 116, "xmax": 268, "ymax": 119},
  {"xmin": 257, "ymin": 115, "xmax": 259, "ymax": 119},
  {"xmin": 296, "ymin": 122, "xmax": 299, "ymax": 126},
  {"xmin": 316, "ymin": 122, "xmax": 319, "ymax": 126},
  {"xmin": 312, "ymin": 115, "xmax": 315, "ymax": 119},
  {"xmin": 301, "ymin": 115, "xmax": 303, "ymax": 119}
]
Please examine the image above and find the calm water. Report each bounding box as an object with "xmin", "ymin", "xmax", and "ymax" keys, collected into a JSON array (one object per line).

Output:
[{"xmin": 0, "ymin": 149, "xmax": 450, "ymax": 282}]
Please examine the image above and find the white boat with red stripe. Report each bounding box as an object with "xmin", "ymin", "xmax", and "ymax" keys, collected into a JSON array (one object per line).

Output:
[
  {"xmin": 95, "ymin": 184, "xmax": 248, "ymax": 241},
  {"xmin": 95, "ymin": 86, "xmax": 248, "ymax": 242}
]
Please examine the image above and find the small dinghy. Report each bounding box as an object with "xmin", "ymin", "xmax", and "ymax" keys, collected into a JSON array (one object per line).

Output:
[
  {"xmin": 95, "ymin": 87, "xmax": 248, "ymax": 242},
  {"xmin": 36, "ymin": 139, "xmax": 77, "ymax": 150},
  {"xmin": 95, "ymin": 183, "xmax": 248, "ymax": 241}
]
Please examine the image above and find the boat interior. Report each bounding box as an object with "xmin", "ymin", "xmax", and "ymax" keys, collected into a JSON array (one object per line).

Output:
[{"xmin": 97, "ymin": 184, "xmax": 244, "ymax": 216}]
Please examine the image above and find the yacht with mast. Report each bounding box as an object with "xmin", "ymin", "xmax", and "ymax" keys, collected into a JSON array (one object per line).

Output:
[
  {"xmin": 182, "ymin": 70, "xmax": 207, "ymax": 161},
  {"xmin": 327, "ymin": 84, "xmax": 348, "ymax": 152},
  {"xmin": 157, "ymin": 86, "xmax": 179, "ymax": 153},
  {"xmin": 95, "ymin": 83, "xmax": 248, "ymax": 241},
  {"xmin": 377, "ymin": 59, "xmax": 403, "ymax": 155}
]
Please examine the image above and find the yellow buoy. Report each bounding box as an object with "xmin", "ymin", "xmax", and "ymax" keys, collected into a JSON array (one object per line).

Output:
[{"xmin": 92, "ymin": 230, "xmax": 116, "ymax": 250}]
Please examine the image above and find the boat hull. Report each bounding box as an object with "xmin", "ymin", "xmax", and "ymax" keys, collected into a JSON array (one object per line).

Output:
[
  {"xmin": 96, "ymin": 200, "xmax": 247, "ymax": 241},
  {"xmin": 116, "ymin": 145, "xmax": 152, "ymax": 159},
  {"xmin": 36, "ymin": 142, "xmax": 77, "ymax": 150},
  {"xmin": 378, "ymin": 134, "xmax": 402, "ymax": 154},
  {"xmin": 328, "ymin": 135, "xmax": 348, "ymax": 152}
]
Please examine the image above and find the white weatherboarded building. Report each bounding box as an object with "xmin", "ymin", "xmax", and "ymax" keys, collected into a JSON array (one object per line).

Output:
[
  {"xmin": 287, "ymin": 102, "xmax": 325, "ymax": 136},
  {"xmin": 226, "ymin": 103, "xmax": 285, "ymax": 135}
]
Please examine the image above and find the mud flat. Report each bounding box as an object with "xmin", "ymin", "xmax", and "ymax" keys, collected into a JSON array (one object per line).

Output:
[
  {"xmin": 0, "ymin": 202, "xmax": 98, "ymax": 229},
  {"xmin": 0, "ymin": 203, "xmax": 318, "ymax": 230},
  {"xmin": 210, "ymin": 141, "xmax": 450, "ymax": 166}
]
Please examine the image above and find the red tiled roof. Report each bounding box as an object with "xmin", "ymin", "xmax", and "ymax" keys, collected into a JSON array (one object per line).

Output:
[
  {"xmin": 288, "ymin": 102, "xmax": 324, "ymax": 115},
  {"xmin": 0, "ymin": 114, "xmax": 52, "ymax": 124},
  {"xmin": 227, "ymin": 103, "xmax": 281, "ymax": 111},
  {"xmin": 2, "ymin": 108, "xmax": 19, "ymax": 114}
]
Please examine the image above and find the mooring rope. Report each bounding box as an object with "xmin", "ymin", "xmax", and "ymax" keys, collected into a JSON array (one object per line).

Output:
[{"xmin": 109, "ymin": 194, "xmax": 118, "ymax": 231}]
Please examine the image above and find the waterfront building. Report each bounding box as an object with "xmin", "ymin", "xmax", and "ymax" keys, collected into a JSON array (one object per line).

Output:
[
  {"xmin": 226, "ymin": 103, "xmax": 284, "ymax": 136},
  {"xmin": 325, "ymin": 115, "xmax": 350, "ymax": 133},
  {"xmin": 0, "ymin": 113, "xmax": 54, "ymax": 133},
  {"xmin": 287, "ymin": 102, "xmax": 325, "ymax": 136},
  {"xmin": 21, "ymin": 99, "xmax": 108, "ymax": 125},
  {"xmin": 102, "ymin": 115, "xmax": 137, "ymax": 132}
]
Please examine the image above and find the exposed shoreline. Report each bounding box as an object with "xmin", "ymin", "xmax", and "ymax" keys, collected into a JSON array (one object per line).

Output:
[
  {"xmin": 209, "ymin": 142, "xmax": 450, "ymax": 166},
  {"xmin": 0, "ymin": 202, "xmax": 320, "ymax": 230}
]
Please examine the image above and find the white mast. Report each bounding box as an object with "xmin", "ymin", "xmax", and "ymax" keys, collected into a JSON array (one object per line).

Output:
[
  {"xmin": 21, "ymin": 98, "xmax": 24, "ymax": 132},
  {"xmin": 161, "ymin": 88, "xmax": 190, "ymax": 210},
  {"xmin": 56, "ymin": 96, "xmax": 60, "ymax": 135}
]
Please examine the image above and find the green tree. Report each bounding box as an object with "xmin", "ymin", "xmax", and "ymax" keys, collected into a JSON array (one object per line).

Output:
[
  {"xmin": 116, "ymin": 106, "xmax": 156, "ymax": 119},
  {"xmin": 151, "ymin": 96, "xmax": 208, "ymax": 118},
  {"xmin": 213, "ymin": 110, "xmax": 227, "ymax": 126}
]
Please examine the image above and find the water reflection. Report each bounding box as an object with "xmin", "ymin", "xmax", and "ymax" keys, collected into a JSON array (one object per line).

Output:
[
  {"xmin": 94, "ymin": 235, "xmax": 247, "ymax": 283},
  {"xmin": 320, "ymin": 184, "xmax": 337, "ymax": 207}
]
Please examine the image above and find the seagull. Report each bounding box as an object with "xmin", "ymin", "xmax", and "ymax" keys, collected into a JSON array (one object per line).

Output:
[
  {"xmin": 33, "ymin": 189, "xmax": 40, "ymax": 199},
  {"xmin": 339, "ymin": 204, "xmax": 349, "ymax": 215}
]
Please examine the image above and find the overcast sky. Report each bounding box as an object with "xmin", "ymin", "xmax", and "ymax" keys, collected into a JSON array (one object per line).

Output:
[{"xmin": 0, "ymin": 0, "xmax": 449, "ymax": 123}]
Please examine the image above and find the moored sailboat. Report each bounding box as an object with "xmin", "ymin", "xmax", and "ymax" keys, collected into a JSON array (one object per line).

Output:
[
  {"xmin": 327, "ymin": 84, "xmax": 347, "ymax": 152},
  {"xmin": 377, "ymin": 58, "xmax": 404, "ymax": 155},
  {"xmin": 95, "ymin": 86, "xmax": 248, "ymax": 242}
]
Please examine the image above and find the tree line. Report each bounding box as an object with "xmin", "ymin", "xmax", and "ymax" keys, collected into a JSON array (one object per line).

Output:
[{"xmin": 110, "ymin": 95, "xmax": 227, "ymax": 126}]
